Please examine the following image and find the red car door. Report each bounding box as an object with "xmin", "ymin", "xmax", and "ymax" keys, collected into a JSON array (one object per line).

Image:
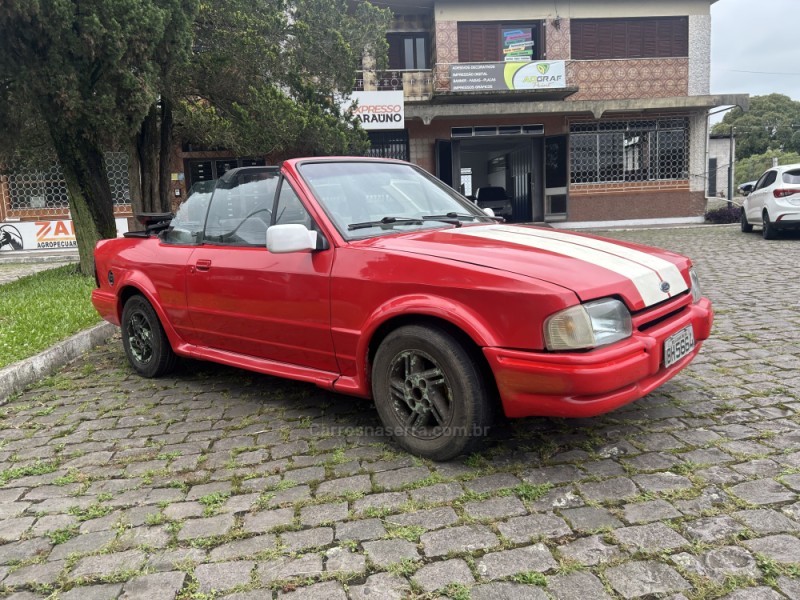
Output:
[{"xmin": 184, "ymin": 169, "xmax": 338, "ymax": 373}]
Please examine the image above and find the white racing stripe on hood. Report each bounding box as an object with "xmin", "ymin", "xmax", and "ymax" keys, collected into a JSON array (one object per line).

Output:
[{"xmin": 446, "ymin": 225, "xmax": 688, "ymax": 307}]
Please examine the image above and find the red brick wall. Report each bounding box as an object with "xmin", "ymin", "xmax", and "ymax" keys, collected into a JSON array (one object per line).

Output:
[{"xmin": 567, "ymin": 188, "xmax": 705, "ymax": 222}]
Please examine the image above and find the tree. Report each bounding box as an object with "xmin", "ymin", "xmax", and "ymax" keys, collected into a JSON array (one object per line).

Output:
[
  {"xmin": 0, "ymin": 0, "xmax": 196, "ymax": 274},
  {"xmin": 131, "ymin": 0, "xmax": 391, "ymax": 216},
  {"xmin": 712, "ymin": 94, "xmax": 800, "ymax": 161},
  {"xmin": 735, "ymin": 150, "xmax": 800, "ymax": 187},
  {"xmin": 0, "ymin": 0, "xmax": 390, "ymax": 274}
]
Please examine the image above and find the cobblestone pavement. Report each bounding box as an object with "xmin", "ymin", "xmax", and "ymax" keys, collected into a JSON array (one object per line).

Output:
[{"xmin": 1, "ymin": 224, "xmax": 799, "ymax": 600}]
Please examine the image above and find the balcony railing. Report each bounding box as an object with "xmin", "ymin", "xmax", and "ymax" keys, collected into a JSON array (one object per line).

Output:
[{"xmin": 355, "ymin": 70, "xmax": 434, "ymax": 101}]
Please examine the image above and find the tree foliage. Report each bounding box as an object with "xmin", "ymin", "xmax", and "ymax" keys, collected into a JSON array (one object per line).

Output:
[
  {"xmin": 129, "ymin": 0, "xmax": 389, "ymax": 217},
  {"xmin": 712, "ymin": 94, "xmax": 800, "ymax": 161},
  {"xmin": 735, "ymin": 150, "xmax": 800, "ymax": 187},
  {"xmin": 176, "ymin": 0, "xmax": 390, "ymax": 159}
]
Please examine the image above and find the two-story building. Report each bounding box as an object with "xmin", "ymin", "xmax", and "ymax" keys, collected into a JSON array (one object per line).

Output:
[{"xmin": 355, "ymin": 0, "xmax": 747, "ymax": 226}]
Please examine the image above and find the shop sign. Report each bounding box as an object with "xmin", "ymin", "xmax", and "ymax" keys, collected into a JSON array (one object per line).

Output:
[
  {"xmin": 450, "ymin": 61, "xmax": 566, "ymax": 92},
  {"xmin": 0, "ymin": 218, "xmax": 130, "ymax": 252},
  {"xmin": 503, "ymin": 29, "xmax": 534, "ymax": 62},
  {"xmin": 342, "ymin": 91, "xmax": 405, "ymax": 131}
]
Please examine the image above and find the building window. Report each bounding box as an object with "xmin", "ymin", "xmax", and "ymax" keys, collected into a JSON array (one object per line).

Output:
[
  {"xmin": 366, "ymin": 131, "xmax": 410, "ymax": 162},
  {"xmin": 569, "ymin": 118, "xmax": 689, "ymax": 184},
  {"xmin": 457, "ymin": 22, "xmax": 543, "ymax": 63},
  {"xmin": 7, "ymin": 152, "xmax": 130, "ymax": 210},
  {"xmin": 571, "ymin": 17, "xmax": 688, "ymax": 60},
  {"xmin": 388, "ymin": 33, "xmax": 429, "ymax": 70},
  {"xmin": 185, "ymin": 157, "xmax": 266, "ymax": 190}
]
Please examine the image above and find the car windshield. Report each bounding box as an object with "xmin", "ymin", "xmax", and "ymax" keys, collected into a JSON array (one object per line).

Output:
[{"xmin": 297, "ymin": 161, "xmax": 493, "ymax": 239}]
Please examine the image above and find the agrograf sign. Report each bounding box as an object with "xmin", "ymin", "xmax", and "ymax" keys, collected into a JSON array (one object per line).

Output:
[
  {"xmin": 343, "ymin": 91, "xmax": 405, "ymax": 131},
  {"xmin": 450, "ymin": 61, "xmax": 566, "ymax": 92}
]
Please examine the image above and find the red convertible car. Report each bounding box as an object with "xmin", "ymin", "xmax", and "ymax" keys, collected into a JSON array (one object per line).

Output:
[{"xmin": 92, "ymin": 158, "xmax": 713, "ymax": 460}]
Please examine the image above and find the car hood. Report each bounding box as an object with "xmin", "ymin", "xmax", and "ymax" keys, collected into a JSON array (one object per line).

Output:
[{"xmin": 363, "ymin": 224, "xmax": 690, "ymax": 312}]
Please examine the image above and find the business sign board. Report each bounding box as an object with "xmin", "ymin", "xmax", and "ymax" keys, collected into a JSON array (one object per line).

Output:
[
  {"xmin": 342, "ymin": 91, "xmax": 405, "ymax": 131},
  {"xmin": 0, "ymin": 218, "xmax": 130, "ymax": 252},
  {"xmin": 450, "ymin": 61, "xmax": 566, "ymax": 92},
  {"xmin": 503, "ymin": 29, "xmax": 534, "ymax": 62}
]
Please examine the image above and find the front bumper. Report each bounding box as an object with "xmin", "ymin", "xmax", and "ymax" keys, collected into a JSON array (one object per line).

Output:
[{"xmin": 485, "ymin": 297, "xmax": 713, "ymax": 418}]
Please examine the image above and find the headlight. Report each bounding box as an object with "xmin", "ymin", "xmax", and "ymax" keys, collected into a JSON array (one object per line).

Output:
[
  {"xmin": 689, "ymin": 267, "xmax": 702, "ymax": 303},
  {"xmin": 544, "ymin": 298, "xmax": 632, "ymax": 351}
]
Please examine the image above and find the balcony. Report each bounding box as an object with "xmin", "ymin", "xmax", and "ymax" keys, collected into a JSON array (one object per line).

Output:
[
  {"xmin": 355, "ymin": 62, "xmax": 572, "ymax": 103},
  {"xmin": 356, "ymin": 57, "xmax": 695, "ymax": 105},
  {"xmin": 355, "ymin": 70, "xmax": 434, "ymax": 101}
]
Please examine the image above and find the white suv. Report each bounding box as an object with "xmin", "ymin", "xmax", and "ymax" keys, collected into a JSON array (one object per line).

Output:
[{"xmin": 742, "ymin": 164, "xmax": 800, "ymax": 239}]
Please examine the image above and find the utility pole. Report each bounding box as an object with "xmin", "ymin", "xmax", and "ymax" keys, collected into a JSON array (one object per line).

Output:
[{"xmin": 727, "ymin": 126, "xmax": 735, "ymax": 208}]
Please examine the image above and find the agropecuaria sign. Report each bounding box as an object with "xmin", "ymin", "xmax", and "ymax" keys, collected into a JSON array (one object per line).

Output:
[
  {"xmin": 0, "ymin": 218, "xmax": 130, "ymax": 252},
  {"xmin": 344, "ymin": 91, "xmax": 405, "ymax": 131}
]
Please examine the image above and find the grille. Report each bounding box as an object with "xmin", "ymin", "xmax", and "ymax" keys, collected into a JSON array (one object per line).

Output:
[
  {"xmin": 570, "ymin": 118, "xmax": 689, "ymax": 184},
  {"xmin": 7, "ymin": 152, "xmax": 131, "ymax": 212}
]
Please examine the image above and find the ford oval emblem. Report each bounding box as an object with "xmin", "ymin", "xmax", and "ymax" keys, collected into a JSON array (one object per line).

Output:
[{"xmin": 660, "ymin": 281, "xmax": 670, "ymax": 293}]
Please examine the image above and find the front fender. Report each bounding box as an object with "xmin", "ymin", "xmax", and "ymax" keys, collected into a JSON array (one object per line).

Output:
[
  {"xmin": 332, "ymin": 294, "xmax": 498, "ymax": 398},
  {"xmin": 362, "ymin": 294, "xmax": 498, "ymax": 348},
  {"xmin": 111, "ymin": 269, "xmax": 187, "ymax": 353}
]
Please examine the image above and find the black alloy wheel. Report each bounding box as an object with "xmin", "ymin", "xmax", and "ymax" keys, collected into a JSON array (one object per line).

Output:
[
  {"xmin": 121, "ymin": 295, "xmax": 177, "ymax": 378},
  {"xmin": 372, "ymin": 324, "xmax": 493, "ymax": 461}
]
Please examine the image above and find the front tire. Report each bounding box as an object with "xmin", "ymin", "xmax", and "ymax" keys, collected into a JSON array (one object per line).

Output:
[
  {"xmin": 121, "ymin": 295, "xmax": 177, "ymax": 378},
  {"xmin": 741, "ymin": 210, "xmax": 753, "ymax": 233},
  {"xmin": 371, "ymin": 324, "xmax": 493, "ymax": 461},
  {"xmin": 762, "ymin": 211, "xmax": 779, "ymax": 240}
]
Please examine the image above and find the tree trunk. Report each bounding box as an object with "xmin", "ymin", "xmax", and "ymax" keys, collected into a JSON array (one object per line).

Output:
[
  {"xmin": 136, "ymin": 104, "xmax": 160, "ymax": 214},
  {"xmin": 130, "ymin": 100, "xmax": 174, "ymax": 219},
  {"xmin": 45, "ymin": 123, "xmax": 116, "ymax": 276},
  {"xmin": 128, "ymin": 141, "xmax": 145, "ymax": 230},
  {"xmin": 158, "ymin": 97, "xmax": 174, "ymax": 213}
]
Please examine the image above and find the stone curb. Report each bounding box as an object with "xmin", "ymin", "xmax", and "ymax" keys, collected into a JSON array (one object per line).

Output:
[
  {"xmin": 0, "ymin": 251, "xmax": 79, "ymax": 265},
  {"xmin": 0, "ymin": 322, "xmax": 118, "ymax": 404}
]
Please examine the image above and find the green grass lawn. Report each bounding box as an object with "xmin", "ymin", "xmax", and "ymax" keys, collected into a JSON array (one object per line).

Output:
[{"xmin": 0, "ymin": 265, "xmax": 101, "ymax": 368}]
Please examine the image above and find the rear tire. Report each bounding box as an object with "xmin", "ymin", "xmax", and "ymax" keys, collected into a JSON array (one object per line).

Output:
[
  {"xmin": 762, "ymin": 211, "xmax": 779, "ymax": 240},
  {"xmin": 121, "ymin": 295, "xmax": 177, "ymax": 378},
  {"xmin": 741, "ymin": 210, "xmax": 753, "ymax": 233},
  {"xmin": 371, "ymin": 324, "xmax": 493, "ymax": 461}
]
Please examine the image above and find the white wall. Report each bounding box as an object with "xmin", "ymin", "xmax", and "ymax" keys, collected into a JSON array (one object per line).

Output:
[{"xmin": 435, "ymin": 0, "xmax": 712, "ymax": 22}]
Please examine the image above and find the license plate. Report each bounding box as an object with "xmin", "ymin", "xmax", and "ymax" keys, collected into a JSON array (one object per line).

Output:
[{"xmin": 664, "ymin": 325, "xmax": 695, "ymax": 368}]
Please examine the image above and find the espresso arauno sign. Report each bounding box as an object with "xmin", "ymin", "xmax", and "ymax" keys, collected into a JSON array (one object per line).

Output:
[{"xmin": 345, "ymin": 91, "xmax": 405, "ymax": 131}]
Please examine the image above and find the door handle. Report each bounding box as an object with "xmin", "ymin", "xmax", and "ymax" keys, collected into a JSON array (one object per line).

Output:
[{"xmin": 195, "ymin": 259, "xmax": 212, "ymax": 272}]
